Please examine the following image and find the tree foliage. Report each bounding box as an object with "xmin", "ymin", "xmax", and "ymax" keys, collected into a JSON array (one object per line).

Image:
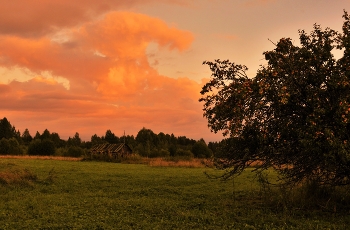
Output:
[
  {"xmin": 0, "ymin": 117, "xmax": 210, "ymax": 158},
  {"xmin": 0, "ymin": 117, "xmax": 18, "ymax": 140},
  {"xmin": 67, "ymin": 132, "xmax": 82, "ymax": 147},
  {"xmin": 28, "ymin": 139, "xmax": 55, "ymax": 156},
  {"xmin": 200, "ymin": 12, "xmax": 350, "ymax": 186},
  {"xmin": 0, "ymin": 138, "xmax": 22, "ymax": 155},
  {"xmin": 192, "ymin": 139, "xmax": 212, "ymax": 158},
  {"xmin": 21, "ymin": 128, "xmax": 33, "ymax": 145},
  {"xmin": 66, "ymin": 146, "xmax": 84, "ymax": 157},
  {"xmin": 104, "ymin": 130, "xmax": 119, "ymax": 144}
]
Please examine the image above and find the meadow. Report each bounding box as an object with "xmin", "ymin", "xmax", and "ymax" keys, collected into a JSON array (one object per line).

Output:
[{"xmin": 0, "ymin": 157, "xmax": 349, "ymax": 229}]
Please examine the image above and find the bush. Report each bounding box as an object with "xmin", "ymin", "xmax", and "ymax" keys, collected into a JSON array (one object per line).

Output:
[
  {"xmin": 149, "ymin": 149, "xmax": 170, "ymax": 158},
  {"xmin": 66, "ymin": 146, "xmax": 84, "ymax": 157},
  {"xmin": 255, "ymin": 172, "xmax": 350, "ymax": 213},
  {"xmin": 55, "ymin": 147, "xmax": 67, "ymax": 157},
  {"xmin": 134, "ymin": 143, "xmax": 151, "ymax": 157},
  {"xmin": 0, "ymin": 138, "xmax": 10, "ymax": 154},
  {"xmin": 28, "ymin": 139, "xmax": 55, "ymax": 156},
  {"xmin": 192, "ymin": 141, "xmax": 212, "ymax": 158},
  {"xmin": 0, "ymin": 165, "xmax": 37, "ymax": 186},
  {"xmin": 158, "ymin": 149, "xmax": 170, "ymax": 157},
  {"xmin": 168, "ymin": 145, "xmax": 177, "ymax": 156},
  {"xmin": 174, "ymin": 149, "xmax": 194, "ymax": 158},
  {"xmin": 0, "ymin": 138, "xmax": 23, "ymax": 155}
]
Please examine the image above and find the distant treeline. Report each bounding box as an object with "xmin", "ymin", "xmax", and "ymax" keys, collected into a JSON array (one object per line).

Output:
[{"xmin": 0, "ymin": 117, "xmax": 220, "ymax": 158}]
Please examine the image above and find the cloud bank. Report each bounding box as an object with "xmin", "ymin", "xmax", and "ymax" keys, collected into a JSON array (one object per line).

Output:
[{"xmin": 0, "ymin": 1, "xmax": 218, "ymax": 141}]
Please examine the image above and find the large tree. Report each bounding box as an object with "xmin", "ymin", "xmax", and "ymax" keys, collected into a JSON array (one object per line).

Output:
[
  {"xmin": 0, "ymin": 117, "xmax": 18, "ymax": 140},
  {"xmin": 200, "ymin": 12, "xmax": 350, "ymax": 186},
  {"xmin": 104, "ymin": 130, "xmax": 119, "ymax": 144},
  {"xmin": 21, "ymin": 128, "xmax": 33, "ymax": 145},
  {"xmin": 67, "ymin": 132, "xmax": 82, "ymax": 147}
]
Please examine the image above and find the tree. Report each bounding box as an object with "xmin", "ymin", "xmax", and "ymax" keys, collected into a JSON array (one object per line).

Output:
[
  {"xmin": 91, "ymin": 134, "xmax": 105, "ymax": 146},
  {"xmin": 192, "ymin": 139, "xmax": 212, "ymax": 158},
  {"xmin": 104, "ymin": 130, "xmax": 119, "ymax": 144},
  {"xmin": 66, "ymin": 146, "xmax": 84, "ymax": 157},
  {"xmin": 21, "ymin": 128, "xmax": 33, "ymax": 145},
  {"xmin": 0, "ymin": 117, "xmax": 17, "ymax": 139},
  {"xmin": 136, "ymin": 128, "xmax": 158, "ymax": 147},
  {"xmin": 28, "ymin": 139, "xmax": 55, "ymax": 156},
  {"xmin": 200, "ymin": 11, "xmax": 350, "ymax": 186},
  {"xmin": 0, "ymin": 138, "xmax": 22, "ymax": 155},
  {"xmin": 174, "ymin": 149, "xmax": 193, "ymax": 158},
  {"xmin": 41, "ymin": 129, "xmax": 51, "ymax": 140},
  {"xmin": 122, "ymin": 135, "xmax": 136, "ymax": 148},
  {"xmin": 0, "ymin": 138, "xmax": 10, "ymax": 154},
  {"xmin": 67, "ymin": 132, "xmax": 82, "ymax": 147},
  {"xmin": 34, "ymin": 131, "xmax": 41, "ymax": 140},
  {"xmin": 73, "ymin": 132, "xmax": 82, "ymax": 146},
  {"xmin": 50, "ymin": 132, "xmax": 65, "ymax": 148}
]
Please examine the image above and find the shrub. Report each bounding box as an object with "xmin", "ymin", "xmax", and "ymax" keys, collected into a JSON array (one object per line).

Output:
[
  {"xmin": 149, "ymin": 149, "xmax": 170, "ymax": 158},
  {"xmin": 0, "ymin": 165, "xmax": 37, "ymax": 186},
  {"xmin": 8, "ymin": 138, "xmax": 23, "ymax": 155},
  {"xmin": 255, "ymin": 172, "xmax": 350, "ymax": 213},
  {"xmin": 174, "ymin": 149, "xmax": 194, "ymax": 158},
  {"xmin": 28, "ymin": 139, "xmax": 55, "ymax": 156},
  {"xmin": 192, "ymin": 140, "xmax": 212, "ymax": 158},
  {"xmin": 55, "ymin": 147, "xmax": 67, "ymax": 157},
  {"xmin": 66, "ymin": 146, "xmax": 84, "ymax": 157},
  {"xmin": 159, "ymin": 149, "xmax": 170, "ymax": 157},
  {"xmin": 134, "ymin": 143, "xmax": 151, "ymax": 157},
  {"xmin": 0, "ymin": 138, "xmax": 23, "ymax": 155},
  {"xmin": 0, "ymin": 138, "xmax": 10, "ymax": 154}
]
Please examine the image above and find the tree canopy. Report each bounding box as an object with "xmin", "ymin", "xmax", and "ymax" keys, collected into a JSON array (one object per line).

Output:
[
  {"xmin": 0, "ymin": 117, "xmax": 211, "ymax": 158},
  {"xmin": 0, "ymin": 117, "xmax": 18, "ymax": 140},
  {"xmin": 200, "ymin": 11, "xmax": 350, "ymax": 186}
]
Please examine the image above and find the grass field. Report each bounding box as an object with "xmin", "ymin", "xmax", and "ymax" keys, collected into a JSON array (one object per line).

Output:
[{"xmin": 0, "ymin": 158, "xmax": 349, "ymax": 229}]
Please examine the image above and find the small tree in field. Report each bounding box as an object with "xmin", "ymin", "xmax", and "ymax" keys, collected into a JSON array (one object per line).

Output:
[{"xmin": 200, "ymin": 12, "xmax": 350, "ymax": 186}]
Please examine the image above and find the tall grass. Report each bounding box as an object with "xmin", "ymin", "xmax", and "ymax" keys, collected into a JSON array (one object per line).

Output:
[
  {"xmin": 253, "ymin": 170, "xmax": 350, "ymax": 216},
  {"xmin": 0, "ymin": 158, "xmax": 349, "ymax": 229},
  {"xmin": 83, "ymin": 153, "xmax": 213, "ymax": 168},
  {"xmin": 0, "ymin": 163, "xmax": 37, "ymax": 186},
  {"xmin": 148, "ymin": 157, "xmax": 211, "ymax": 168},
  {"xmin": 0, "ymin": 155, "xmax": 82, "ymax": 161}
]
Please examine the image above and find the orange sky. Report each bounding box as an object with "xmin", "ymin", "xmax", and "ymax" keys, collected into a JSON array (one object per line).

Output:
[{"xmin": 1, "ymin": 0, "xmax": 350, "ymax": 141}]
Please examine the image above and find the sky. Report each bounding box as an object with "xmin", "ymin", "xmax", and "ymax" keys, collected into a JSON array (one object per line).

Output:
[{"xmin": 1, "ymin": 0, "xmax": 350, "ymax": 142}]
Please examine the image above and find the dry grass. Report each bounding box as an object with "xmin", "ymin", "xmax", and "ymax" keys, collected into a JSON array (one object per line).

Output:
[
  {"xmin": 0, "ymin": 154, "xmax": 214, "ymax": 168},
  {"xmin": 0, "ymin": 164, "xmax": 37, "ymax": 186},
  {"xmin": 148, "ymin": 157, "xmax": 213, "ymax": 168},
  {"xmin": 0, "ymin": 155, "xmax": 83, "ymax": 161}
]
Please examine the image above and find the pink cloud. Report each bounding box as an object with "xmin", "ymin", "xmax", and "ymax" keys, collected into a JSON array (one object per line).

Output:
[
  {"xmin": 0, "ymin": 10, "xmax": 220, "ymax": 142},
  {"xmin": 0, "ymin": 0, "xmax": 189, "ymax": 37}
]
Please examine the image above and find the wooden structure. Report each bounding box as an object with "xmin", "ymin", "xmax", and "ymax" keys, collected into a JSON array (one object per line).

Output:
[{"xmin": 90, "ymin": 143, "xmax": 132, "ymax": 158}]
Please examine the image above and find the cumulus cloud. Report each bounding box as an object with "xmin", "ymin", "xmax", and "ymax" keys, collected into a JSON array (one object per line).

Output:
[
  {"xmin": 0, "ymin": 6, "xmax": 217, "ymax": 141},
  {"xmin": 0, "ymin": 0, "xmax": 188, "ymax": 37}
]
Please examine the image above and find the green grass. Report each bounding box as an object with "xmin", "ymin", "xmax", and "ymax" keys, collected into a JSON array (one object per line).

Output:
[{"xmin": 0, "ymin": 159, "xmax": 349, "ymax": 229}]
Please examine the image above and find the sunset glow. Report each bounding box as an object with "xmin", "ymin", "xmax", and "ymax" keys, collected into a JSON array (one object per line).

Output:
[{"xmin": 1, "ymin": 0, "xmax": 350, "ymax": 141}]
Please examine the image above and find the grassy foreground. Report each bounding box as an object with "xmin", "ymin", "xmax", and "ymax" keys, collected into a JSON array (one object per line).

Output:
[{"xmin": 0, "ymin": 158, "xmax": 349, "ymax": 229}]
